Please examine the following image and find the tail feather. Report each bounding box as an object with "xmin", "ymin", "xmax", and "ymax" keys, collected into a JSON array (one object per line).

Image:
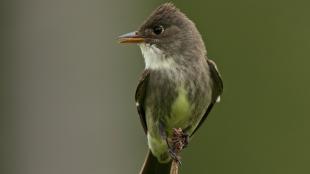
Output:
[{"xmin": 139, "ymin": 150, "xmax": 172, "ymax": 174}]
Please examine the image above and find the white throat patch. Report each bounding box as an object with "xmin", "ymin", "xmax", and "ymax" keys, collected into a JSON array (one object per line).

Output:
[{"xmin": 139, "ymin": 44, "xmax": 176, "ymax": 70}]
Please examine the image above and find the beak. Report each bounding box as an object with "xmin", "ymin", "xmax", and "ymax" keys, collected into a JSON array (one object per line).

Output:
[{"xmin": 118, "ymin": 31, "xmax": 145, "ymax": 44}]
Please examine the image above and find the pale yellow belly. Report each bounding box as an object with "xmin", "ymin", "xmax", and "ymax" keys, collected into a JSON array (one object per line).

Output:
[{"xmin": 145, "ymin": 87, "xmax": 194, "ymax": 162}]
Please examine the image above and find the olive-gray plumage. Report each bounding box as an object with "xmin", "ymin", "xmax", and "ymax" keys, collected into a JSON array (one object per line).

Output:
[{"xmin": 119, "ymin": 3, "xmax": 223, "ymax": 174}]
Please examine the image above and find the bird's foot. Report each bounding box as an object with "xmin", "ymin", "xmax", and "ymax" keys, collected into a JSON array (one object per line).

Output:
[
  {"xmin": 167, "ymin": 128, "xmax": 189, "ymax": 165},
  {"xmin": 171, "ymin": 128, "xmax": 189, "ymax": 150},
  {"xmin": 178, "ymin": 132, "xmax": 189, "ymax": 149}
]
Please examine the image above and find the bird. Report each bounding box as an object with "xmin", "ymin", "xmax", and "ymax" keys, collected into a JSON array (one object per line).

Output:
[{"xmin": 118, "ymin": 3, "xmax": 223, "ymax": 174}]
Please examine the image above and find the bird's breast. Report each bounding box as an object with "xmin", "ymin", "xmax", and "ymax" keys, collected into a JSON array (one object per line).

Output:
[
  {"xmin": 166, "ymin": 86, "xmax": 192, "ymax": 131},
  {"xmin": 145, "ymin": 65, "xmax": 210, "ymax": 134},
  {"xmin": 144, "ymin": 64, "xmax": 211, "ymax": 161}
]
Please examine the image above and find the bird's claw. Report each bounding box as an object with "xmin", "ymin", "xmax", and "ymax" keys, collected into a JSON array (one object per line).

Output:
[{"xmin": 166, "ymin": 128, "xmax": 189, "ymax": 165}]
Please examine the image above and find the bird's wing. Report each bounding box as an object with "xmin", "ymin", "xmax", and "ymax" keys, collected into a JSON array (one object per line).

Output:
[
  {"xmin": 135, "ymin": 69, "xmax": 150, "ymax": 134},
  {"xmin": 207, "ymin": 59, "xmax": 223, "ymax": 102},
  {"xmin": 191, "ymin": 59, "xmax": 223, "ymax": 136}
]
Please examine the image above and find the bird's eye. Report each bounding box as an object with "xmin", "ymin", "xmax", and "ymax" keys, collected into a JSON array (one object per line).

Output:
[{"xmin": 153, "ymin": 25, "xmax": 164, "ymax": 35}]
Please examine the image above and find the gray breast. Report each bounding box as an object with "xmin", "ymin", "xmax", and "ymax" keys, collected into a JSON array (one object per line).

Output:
[{"xmin": 145, "ymin": 61, "xmax": 212, "ymax": 132}]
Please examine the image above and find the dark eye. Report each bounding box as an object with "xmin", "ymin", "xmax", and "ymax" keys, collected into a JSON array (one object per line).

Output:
[{"xmin": 153, "ymin": 25, "xmax": 164, "ymax": 35}]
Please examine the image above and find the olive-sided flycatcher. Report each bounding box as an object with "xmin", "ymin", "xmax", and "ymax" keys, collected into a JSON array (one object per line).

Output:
[{"xmin": 118, "ymin": 3, "xmax": 223, "ymax": 174}]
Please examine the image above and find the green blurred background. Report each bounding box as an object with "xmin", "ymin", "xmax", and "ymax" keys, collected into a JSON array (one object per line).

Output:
[{"xmin": 1, "ymin": 0, "xmax": 310, "ymax": 174}]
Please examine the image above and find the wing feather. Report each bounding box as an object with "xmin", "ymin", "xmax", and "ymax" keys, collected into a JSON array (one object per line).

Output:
[
  {"xmin": 191, "ymin": 59, "xmax": 223, "ymax": 136},
  {"xmin": 135, "ymin": 69, "xmax": 150, "ymax": 134}
]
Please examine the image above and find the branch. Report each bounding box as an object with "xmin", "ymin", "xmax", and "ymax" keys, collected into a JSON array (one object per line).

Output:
[{"xmin": 170, "ymin": 160, "xmax": 179, "ymax": 174}]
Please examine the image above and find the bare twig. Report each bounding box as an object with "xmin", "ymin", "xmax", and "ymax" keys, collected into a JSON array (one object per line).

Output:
[{"xmin": 170, "ymin": 160, "xmax": 179, "ymax": 174}]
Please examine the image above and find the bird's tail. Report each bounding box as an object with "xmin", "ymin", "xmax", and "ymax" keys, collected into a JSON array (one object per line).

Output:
[{"xmin": 139, "ymin": 150, "xmax": 172, "ymax": 174}]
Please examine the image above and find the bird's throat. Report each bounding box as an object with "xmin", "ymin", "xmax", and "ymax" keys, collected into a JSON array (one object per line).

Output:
[{"xmin": 139, "ymin": 43, "xmax": 176, "ymax": 70}]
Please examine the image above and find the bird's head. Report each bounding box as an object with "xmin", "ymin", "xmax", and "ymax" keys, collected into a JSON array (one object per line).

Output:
[{"xmin": 119, "ymin": 3, "xmax": 206, "ymax": 69}]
